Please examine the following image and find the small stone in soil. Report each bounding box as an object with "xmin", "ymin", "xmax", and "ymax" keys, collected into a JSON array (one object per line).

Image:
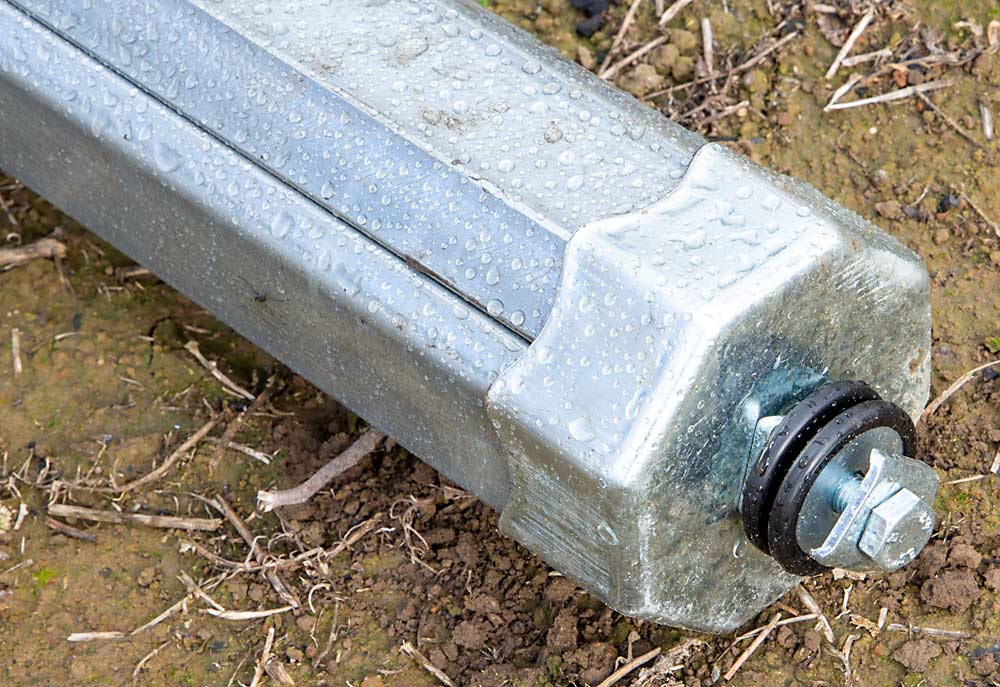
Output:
[
  {"xmin": 571, "ymin": 0, "xmax": 609, "ymax": 16},
  {"xmin": 576, "ymin": 15, "xmax": 605, "ymax": 38}
]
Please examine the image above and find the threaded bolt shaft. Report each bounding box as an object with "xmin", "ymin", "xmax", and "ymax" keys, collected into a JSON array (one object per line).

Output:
[{"xmin": 831, "ymin": 473, "xmax": 865, "ymax": 513}]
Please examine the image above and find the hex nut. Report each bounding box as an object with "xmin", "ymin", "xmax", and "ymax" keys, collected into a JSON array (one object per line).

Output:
[{"xmin": 859, "ymin": 488, "xmax": 935, "ymax": 571}]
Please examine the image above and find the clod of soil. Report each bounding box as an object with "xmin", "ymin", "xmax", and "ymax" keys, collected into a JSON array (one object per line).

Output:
[
  {"xmin": 892, "ymin": 638, "xmax": 942, "ymax": 673},
  {"xmin": 921, "ymin": 569, "xmax": 983, "ymax": 613}
]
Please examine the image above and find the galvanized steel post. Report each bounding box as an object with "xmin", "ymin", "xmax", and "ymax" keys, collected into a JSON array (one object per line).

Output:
[{"xmin": 0, "ymin": 0, "xmax": 934, "ymax": 631}]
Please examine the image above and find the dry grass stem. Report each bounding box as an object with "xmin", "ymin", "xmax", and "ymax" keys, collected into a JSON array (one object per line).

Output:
[
  {"xmin": 825, "ymin": 9, "xmax": 874, "ymax": 79},
  {"xmin": 48, "ymin": 504, "xmax": 221, "ymax": 531},
  {"xmin": 0, "ymin": 236, "xmax": 66, "ymax": 268},
  {"xmin": 796, "ymin": 585, "xmax": 835, "ymax": 644},
  {"xmin": 920, "ymin": 360, "xmax": 1000, "ymax": 424},
  {"xmin": 841, "ymin": 48, "xmax": 892, "ymax": 67},
  {"xmin": 917, "ymin": 92, "xmax": 982, "ymax": 146},
  {"xmin": 401, "ymin": 641, "xmax": 459, "ymax": 687},
  {"xmin": 943, "ymin": 474, "xmax": 985, "ymax": 486},
  {"xmin": 75, "ymin": 417, "xmax": 217, "ymax": 494},
  {"xmin": 184, "ymin": 340, "xmax": 255, "ymax": 400},
  {"xmin": 0, "ymin": 558, "xmax": 33, "ymax": 577},
  {"xmin": 659, "ymin": 0, "xmax": 694, "ymax": 26},
  {"xmin": 886, "ymin": 623, "xmax": 974, "ymax": 639},
  {"xmin": 724, "ymin": 613, "xmax": 781, "ymax": 681},
  {"xmin": 257, "ymin": 429, "xmax": 384, "ymax": 512},
  {"xmin": 210, "ymin": 376, "xmax": 275, "ymax": 471},
  {"xmin": 131, "ymin": 597, "xmax": 189, "ymax": 636},
  {"xmin": 68, "ymin": 631, "xmax": 127, "ymax": 642},
  {"xmin": 824, "ymin": 78, "xmax": 954, "ymax": 111},
  {"xmin": 701, "ymin": 18, "xmax": 714, "ymax": 74},
  {"xmin": 651, "ymin": 31, "xmax": 799, "ymax": 97},
  {"xmin": 203, "ymin": 606, "xmax": 293, "ymax": 621},
  {"xmin": 733, "ymin": 613, "xmax": 818, "ymax": 642},
  {"xmin": 599, "ymin": 0, "xmax": 646, "ymax": 75},
  {"xmin": 10, "ymin": 327, "xmax": 22, "ymax": 377},
  {"xmin": 205, "ymin": 438, "xmax": 271, "ymax": 464},
  {"xmin": 602, "ymin": 35, "xmax": 669, "ymax": 80},
  {"xmin": 212, "ymin": 495, "xmax": 301, "ymax": 608},
  {"xmin": 248, "ymin": 626, "xmax": 275, "ymax": 687},
  {"xmin": 958, "ymin": 192, "xmax": 1000, "ymax": 237},
  {"xmin": 132, "ymin": 639, "xmax": 172, "ymax": 683},
  {"xmin": 597, "ymin": 646, "xmax": 661, "ymax": 687},
  {"xmin": 981, "ymin": 101, "xmax": 994, "ymax": 141},
  {"xmin": 178, "ymin": 571, "xmax": 225, "ymax": 611}
]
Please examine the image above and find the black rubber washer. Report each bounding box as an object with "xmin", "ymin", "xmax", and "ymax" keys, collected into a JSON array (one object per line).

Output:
[
  {"xmin": 766, "ymin": 399, "xmax": 917, "ymax": 576},
  {"xmin": 741, "ymin": 381, "xmax": 879, "ymax": 555}
]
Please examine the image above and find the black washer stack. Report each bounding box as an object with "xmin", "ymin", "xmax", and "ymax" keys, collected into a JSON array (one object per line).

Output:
[{"xmin": 741, "ymin": 381, "xmax": 917, "ymax": 575}]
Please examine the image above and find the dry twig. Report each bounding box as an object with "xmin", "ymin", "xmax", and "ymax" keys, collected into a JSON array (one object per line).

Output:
[
  {"xmin": 599, "ymin": 0, "xmax": 646, "ymax": 76},
  {"xmin": 724, "ymin": 613, "xmax": 780, "ymax": 681},
  {"xmin": 826, "ymin": 9, "xmax": 874, "ymax": 79},
  {"xmin": 72, "ymin": 417, "xmax": 217, "ymax": 494},
  {"xmin": 210, "ymin": 376, "xmax": 275, "ymax": 471},
  {"xmin": 659, "ymin": 0, "xmax": 694, "ymax": 26},
  {"xmin": 918, "ymin": 92, "xmax": 982, "ymax": 147},
  {"xmin": 257, "ymin": 429, "xmax": 384, "ymax": 512},
  {"xmin": 132, "ymin": 639, "xmax": 172, "ymax": 683},
  {"xmin": 886, "ymin": 623, "xmax": 974, "ymax": 639},
  {"xmin": 401, "ymin": 641, "xmax": 459, "ymax": 687},
  {"xmin": 203, "ymin": 606, "xmax": 293, "ymax": 621},
  {"xmin": 824, "ymin": 79, "xmax": 954, "ymax": 112},
  {"xmin": 0, "ymin": 236, "xmax": 66, "ymax": 269},
  {"xmin": 44, "ymin": 515, "xmax": 97, "ymax": 542},
  {"xmin": 248, "ymin": 626, "xmax": 275, "ymax": 687},
  {"xmin": 184, "ymin": 340, "xmax": 255, "ymax": 400},
  {"xmin": 67, "ymin": 631, "xmax": 127, "ymax": 642},
  {"xmin": 212, "ymin": 495, "xmax": 301, "ymax": 608},
  {"xmin": 796, "ymin": 585, "xmax": 835, "ymax": 644},
  {"xmin": 920, "ymin": 360, "xmax": 1000, "ymax": 424},
  {"xmin": 597, "ymin": 646, "xmax": 662, "ymax": 687},
  {"xmin": 701, "ymin": 18, "xmax": 714, "ymax": 74},
  {"xmin": 48, "ymin": 504, "xmax": 221, "ymax": 531}
]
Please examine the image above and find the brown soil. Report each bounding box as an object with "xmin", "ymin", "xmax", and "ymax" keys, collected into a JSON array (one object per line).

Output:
[{"xmin": 2, "ymin": 1, "xmax": 1000, "ymax": 686}]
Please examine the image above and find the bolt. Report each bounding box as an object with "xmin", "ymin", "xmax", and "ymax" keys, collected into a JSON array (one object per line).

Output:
[
  {"xmin": 830, "ymin": 473, "xmax": 864, "ymax": 513},
  {"xmin": 858, "ymin": 488, "xmax": 936, "ymax": 571},
  {"xmin": 804, "ymin": 449, "xmax": 939, "ymax": 572}
]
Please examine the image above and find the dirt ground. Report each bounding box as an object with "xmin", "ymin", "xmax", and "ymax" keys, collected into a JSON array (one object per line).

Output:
[{"xmin": 2, "ymin": 0, "xmax": 1000, "ymax": 685}]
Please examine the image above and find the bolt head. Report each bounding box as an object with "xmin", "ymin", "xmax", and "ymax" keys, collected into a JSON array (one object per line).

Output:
[{"xmin": 858, "ymin": 488, "xmax": 935, "ymax": 571}]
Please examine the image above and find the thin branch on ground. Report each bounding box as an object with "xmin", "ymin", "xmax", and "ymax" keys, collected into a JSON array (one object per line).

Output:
[
  {"xmin": 257, "ymin": 429, "xmax": 384, "ymax": 512},
  {"xmin": 0, "ymin": 236, "xmax": 66, "ymax": 269},
  {"xmin": 48, "ymin": 504, "xmax": 221, "ymax": 531},
  {"xmin": 917, "ymin": 92, "xmax": 982, "ymax": 147}
]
